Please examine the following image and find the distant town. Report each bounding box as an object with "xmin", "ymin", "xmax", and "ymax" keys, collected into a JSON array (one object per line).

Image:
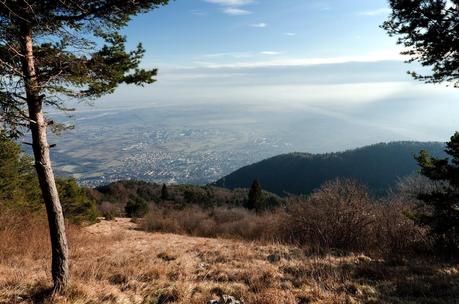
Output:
[{"xmin": 44, "ymin": 105, "xmax": 293, "ymax": 186}]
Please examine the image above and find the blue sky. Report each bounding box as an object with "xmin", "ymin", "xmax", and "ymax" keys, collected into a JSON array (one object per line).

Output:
[
  {"xmin": 122, "ymin": 0, "xmax": 400, "ymax": 67},
  {"xmin": 88, "ymin": 0, "xmax": 458, "ymax": 144}
]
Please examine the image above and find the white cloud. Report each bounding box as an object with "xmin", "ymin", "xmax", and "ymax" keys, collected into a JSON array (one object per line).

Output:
[
  {"xmin": 190, "ymin": 9, "xmax": 207, "ymax": 16},
  {"xmin": 260, "ymin": 51, "xmax": 281, "ymax": 55},
  {"xmin": 251, "ymin": 22, "xmax": 267, "ymax": 28},
  {"xmin": 205, "ymin": 0, "xmax": 254, "ymax": 5},
  {"xmin": 205, "ymin": 0, "xmax": 254, "ymax": 15},
  {"xmin": 196, "ymin": 51, "xmax": 404, "ymax": 69},
  {"xmin": 284, "ymin": 32, "xmax": 296, "ymax": 36},
  {"xmin": 223, "ymin": 7, "xmax": 252, "ymax": 15},
  {"xmin": 204, "ymin": 52, "xmax": 252, "ymax": 58},
  {"xmin": 358, "ymin": 8, "xmax": 391, "ymax": 16}
]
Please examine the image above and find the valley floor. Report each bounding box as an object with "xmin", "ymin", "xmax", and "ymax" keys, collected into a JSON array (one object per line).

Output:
[{"xmin": 1, "ymin": 218, "xmax": 459, "ymax": 304}]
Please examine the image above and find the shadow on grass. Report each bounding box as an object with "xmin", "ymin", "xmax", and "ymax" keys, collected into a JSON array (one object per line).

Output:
[
  {"xmin": 15, "ymin": 284, "xmax": 54, "ymax": 304},
  {"xmin": 348, "ymin": 257, "xmax": 459, "ymax": 303}
]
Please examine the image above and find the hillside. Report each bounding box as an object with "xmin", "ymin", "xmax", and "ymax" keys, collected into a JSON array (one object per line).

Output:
[
  {"xmin": 88, "ymin": 181, "xmax": 284, "ymax": 214},
  {"xmin": 2, "ymin": 217, "xmax": 458, "ymax": 304},
  {"xmin": 214, "ymin": 142, "xmax": 446, "ymax": 196}
]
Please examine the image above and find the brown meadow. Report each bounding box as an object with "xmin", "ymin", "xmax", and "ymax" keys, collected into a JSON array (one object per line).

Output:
[{"xmin": 1, "ymin": 212, "xmax": 458, "ymax": 304}]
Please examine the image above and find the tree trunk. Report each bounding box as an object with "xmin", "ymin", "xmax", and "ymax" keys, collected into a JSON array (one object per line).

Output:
[{"xmin": 19, "ymin": 25, "xmax": 70, "ymax": 293}]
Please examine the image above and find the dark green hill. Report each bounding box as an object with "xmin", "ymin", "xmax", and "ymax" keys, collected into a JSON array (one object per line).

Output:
[{"xmin": 214, "ymin": 142, "xmax": 446, "ymax": 196}]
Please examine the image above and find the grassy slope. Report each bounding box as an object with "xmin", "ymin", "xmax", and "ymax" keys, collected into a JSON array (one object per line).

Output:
[{"xmin": 1, "ymin": 218, "xmax": 459, "ymax": 304}]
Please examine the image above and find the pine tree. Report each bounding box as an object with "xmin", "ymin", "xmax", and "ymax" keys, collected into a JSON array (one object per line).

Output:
[
  {"xmin": 383, "ymin": 1, "xmax": 459, "ymax": 87},
  {"xmin": 415, "ymin": 132, "xmax": 459, "ymax": 252},
  {"xmin": 0, "ymin": 132, "xmax": 40, "ymax": 207},
  {"xmin": 161, "ymin": 183, "xmax": 169, "ymax": 200},
  {"xmin": 125, "ymin": 197, "xmax": 149, "ymax": 218},
  {"xmin": 0, "ymin": 132, "xmax": 22, "ymax": 202},
  {"xmin": 247, "ymin": 179, "xmax": 263, "ymax": 211},
  {"xmin": 0, "ymin": 0, "xmax": 169, "ymax": 292},
  {"xmin": 56, "ymin": 178, "xmax": 98, "ymax": 224}
]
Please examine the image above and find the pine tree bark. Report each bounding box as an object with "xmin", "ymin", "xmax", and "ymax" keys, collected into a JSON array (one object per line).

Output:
[{"xmin": 19, "ymin": 25, "xmax": 70, "ymax": 292}]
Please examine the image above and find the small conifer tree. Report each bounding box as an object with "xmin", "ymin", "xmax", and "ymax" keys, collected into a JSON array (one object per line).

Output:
[
  {"xmin": 415, "ymin": 132, "xmax": 459, "ymax": 252},
  {"xmin": 125, "ymin": 197, "xmax": 149, "ymax": 218},
  {"xmin": 161, "ymin": 183, "xmax": 169, "ymax": 200},
  {"xmin": 0, "ymin": 133, "xmax": 41, "ymax": 207},
  {"xmin": 247, "ymin": 179, "xmax": 263, "ymax": 211},
  {"xmin": 0, "ymin": 133, "xmax": 22, "ymax": 201}
]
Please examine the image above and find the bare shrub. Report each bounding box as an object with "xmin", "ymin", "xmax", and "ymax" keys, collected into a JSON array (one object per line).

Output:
[
  {"xmin": 141, "ymin": 179, "xmax": 430, "ymax": 257},
  {"xmin": 280, "ymin": 179, "xmax": 430, "ymax": 256},
  {"xmin": 141, "ymin": 205, "xmax": 282, "ymax": 242},
  {"xmin": 142, "ymin": 206, "xmax": 183, "ymax": 234},
  {"xmin": 281, "ymin": 180, "xmax": 375, "ymax": 253},
  {"xmin": 99, "ymin": 201, "xmax": 117, "ymax": 220},
  {"xmin": 395, "ymin": 174, "xmax": 445, "ymax": 204},
  {"xmin": 179, "ymin": 206, "xmax": 213, "ymax": 235},
  {"xmin": 372, "ymin": 199, "xmax": 431, "ymax": 256}
]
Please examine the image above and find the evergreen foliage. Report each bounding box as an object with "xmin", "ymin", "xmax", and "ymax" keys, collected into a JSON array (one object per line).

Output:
[
  {"xmin": 161, "ymin": 184, "xmax": 169, "ymax": 200},
  {"xmin": 0, "ymin": 136, "xmax": 98, "ymax": 222},
  {"xmin": 0, "ymin": 0, "xmax": 170, "ymax": 137},
  {"xmin": 415, "ymin": 132, "xmax": 459, "ymax": 252},
  {"xmin": 383, "ymin": 0, "xmax": 459, "ymax": 87},
  {"xmin": 90, "ymin": 181, "xmax": 283, "ymax": 214},
  {"xmin": 215, "ymin": 142, "xmax": 446, "ymax": 196},
  {"xmin": 125, "ymin": 197, "xmax": 149, "ymax": 218},
  {"xmin": 184, "ymin": 187, "xmax": 214, "ymax": 208},
  {"xmin": 0, "ymin": 132, "xmax": 41, "ymax": 208},
  {"xmin": 56, "ymin": 178, "xmax": 98, "ymax": 224},
  {"xmin": 0, "ymin": 133, "xmax": 21, "ymax": 200},
  {"xmin": 246, "ymin": 180, "xmax": 264, "ymax": 211}
]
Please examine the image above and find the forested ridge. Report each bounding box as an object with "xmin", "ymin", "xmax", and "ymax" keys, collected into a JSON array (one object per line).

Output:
[{"xmin": 215, "ymin": 142, "xmax": 446, "ymax": 196}]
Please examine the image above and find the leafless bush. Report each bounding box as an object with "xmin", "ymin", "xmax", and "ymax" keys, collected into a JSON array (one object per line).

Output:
[
  {"xmin": 281, "ymin": 179, "xmax": 430, "ymax": 256},
  {"xmin": 372, "ymin": 199, "xmax": 431, "ymax": 256},
  {"xmin": 281, "ymin": 180, "xmax": 375, "ymax": 253},
  {"xmin": 142, "ymin": 206, "xmax": 185, "ymax": 234},
  {"xmin": 141, "ymin": 179, "xmax": 430, "ymax": 257},
  {"xmin": 395, "ymin": 174, "xmax": 446, "ymax": 204},
  {"xmin": 141, "ymin": 205, "xmax": 282, "ymax": 242},
  {"xmin": 98, "ymin": 201, "xmax": 118, "ymax": 220}
]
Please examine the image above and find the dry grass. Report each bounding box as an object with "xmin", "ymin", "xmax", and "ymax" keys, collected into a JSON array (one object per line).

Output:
[
  {"xmin": 1, "ymin": 214, "xmax": 459, "ymax": 304},
  {"xmin": 140, "ymin": 181, "xmax": 430, "ymax": 258},
  {"xmin": 141, "ymin": 206, "xmax": 282, "ymax": 242}
]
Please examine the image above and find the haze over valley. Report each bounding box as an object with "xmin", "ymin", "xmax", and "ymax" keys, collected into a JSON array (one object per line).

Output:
[
  {"xmin": 16, "ymin": 0, "xmax": 458, "ymax": 186},
  {"xmin": 44, "ymin": 60, "xmax": 458, "ymax": 185}
]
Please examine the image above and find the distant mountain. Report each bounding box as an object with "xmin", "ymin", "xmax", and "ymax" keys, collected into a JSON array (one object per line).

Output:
[{"xmin": 214, "ymin": 142, "xmax": 446, "ymax": 196}]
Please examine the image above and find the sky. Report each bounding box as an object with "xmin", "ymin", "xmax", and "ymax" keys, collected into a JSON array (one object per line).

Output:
[
  {"xmin": 122, "ymin": 0, "xmax": 401, "ymax": 67},
  {"xmin": 85, "ymin": 0, "xmax": 458, "ymax": 145}
]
